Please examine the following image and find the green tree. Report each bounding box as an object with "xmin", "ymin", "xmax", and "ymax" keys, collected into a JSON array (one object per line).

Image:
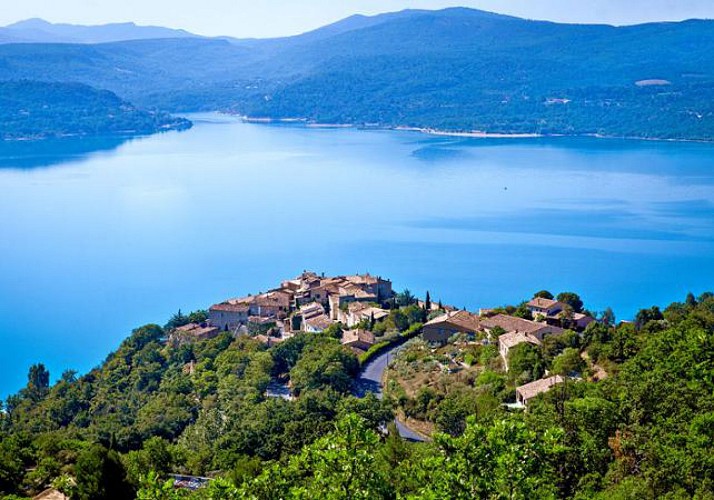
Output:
[
  {"xmin": 551, "ymin": 348, "xmax": 585, "ymax": 375},
  {"xmin": 607, "ymin": 323, "xmax": 639, "ymax": 362},
  {"xmin": 75, "ymin": 444, "xmax": 135, "ymax": 500},
  {"xmin": 558, "ymin": 304, "xmax": 575, "ymax": 329},
  {"xmin": 396, "ymin": 289, "xmax": 416, "ymax": 307},
  {"xmin": 60, "ymin": 369, "xmax": 78, "ymax": 383},
  {"xmin": 600, "ymin": 307, "xmax": 616, "ymax": 326},
  {"xmin": 513, "ymin": 302, "xmax": 534, "ymax": 320},
  {"xmin": 685, "ymin": 292, "xmax": 698, "ymax": 308},
  {"xmin": 534, "ymin": 290, "xmax": 555, "ymax": 300},
  {"xmin": 0, "ymin": 438, "xmax": 24, "ymax": 495},
  {"xmin": 507, "ymin": 343, "xmax": 545, "ymax": 382},
  {"xmin": 417, "ymin": 415, "xmax": 564, "ymax": 499},
  {"xmin": 165, "ymin": 309, "xmax": 189, "ymax": 330},
  {"xmin": 124, "ymin": 437, "xmax": 173, "ymax": 486},
  {"xmin": 634, "ymin": 306, "xmax": 664, "ymax": 330},
  {"xmin": 290, "ymin": 339, "xmax": 359, "ymax": 395},
  {"xmin": 556, "ymin": 292, "xmax": 584, "ymax": 313},
  {"xmin": 241, "ymin": 414, "xmax": 392, "ymax": 499},
  {"xmin": 25, "ymin": 363, "xmax": 50, "ymax": 402},
  {"xmin": 137, "ymin": 471, "xmax": 189, "ymax": 500}
]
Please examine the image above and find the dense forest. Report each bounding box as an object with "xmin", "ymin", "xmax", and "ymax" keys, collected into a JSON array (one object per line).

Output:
[
  {"xmin": 1, "ymin": 289, "xmax": 712, "ymax": 499},
  {"xmin": 0, "ymin": 81, "xmax": 191, "ymax": 140},
  {"xmin": 1, "ymin": 9, "xmax": 713, "ymax": 140}
]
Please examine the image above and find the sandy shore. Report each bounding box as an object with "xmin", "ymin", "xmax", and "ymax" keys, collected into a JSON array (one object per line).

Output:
[{"xmin": 236, "ymin": 114, "xmax": 713, "ymax": 143}]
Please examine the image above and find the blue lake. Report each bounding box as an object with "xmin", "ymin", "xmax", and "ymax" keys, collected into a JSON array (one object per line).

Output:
[{"xmin": 1, "ymin": 113, "xmax": 713, "ymax": 397}]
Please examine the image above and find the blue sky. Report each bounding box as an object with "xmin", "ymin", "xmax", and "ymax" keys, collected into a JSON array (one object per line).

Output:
[{"xmin": 2, "ymin": 0, "xmax": 713, "ymax": 38}]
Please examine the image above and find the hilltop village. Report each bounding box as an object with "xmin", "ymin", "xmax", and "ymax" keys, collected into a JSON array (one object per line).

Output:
[
  {"xmin": 3, "ymin": 269, "xmax": 711, "ymax": 500},
  {"xmin": 173, "ymin": 271, "xmax": 598, "ymax": 410},
  {"xmin": 207, "ymin": 272, "xmax": 391, "ymax": 347}
]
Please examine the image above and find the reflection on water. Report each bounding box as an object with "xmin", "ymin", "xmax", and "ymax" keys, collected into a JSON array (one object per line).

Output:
[
  {"xmin": 0, "ymin": 135, "xmax": 133, "ymax": 169},
  {"xmin": 0, "ymin": 113, "xmax": 713, "ymax": 397}
]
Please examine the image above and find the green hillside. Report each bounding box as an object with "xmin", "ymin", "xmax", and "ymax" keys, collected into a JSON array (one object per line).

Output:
[
  {"xmin": 0, "ymin": 81, "xmax": 191, "ymax": 140},
  {"xmin": 1, "ymin": 291, "xmax": 712, "ymax": 498},
  {"xmin": 0, "ymin": 8, "xmax": 713, "ymax": 139}
]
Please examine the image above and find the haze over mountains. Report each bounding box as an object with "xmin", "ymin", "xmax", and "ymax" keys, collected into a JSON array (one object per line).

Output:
[
  {"xmin": 0, "ymin": 18, "xmax": 201, "ymax": 44},
  {"xmin": 1, "ymin": 8, "xmax": 713, "ymax": 139}
]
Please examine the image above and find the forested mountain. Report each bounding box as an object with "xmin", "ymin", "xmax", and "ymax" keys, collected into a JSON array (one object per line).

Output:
[
  {"xmin": 0, "ymin": 8, "xmax": 713, "ymax": 139},
  {"xmin": 0, "ymin": 81, "xmax": 191, "ymax": 140},
  {"xmin": 0, "ymin": 18, "xmax": 202, "ymax": 44},
  {"xmin": 1, "ymin": 291, "xmax": 712, "ymax": 499}
]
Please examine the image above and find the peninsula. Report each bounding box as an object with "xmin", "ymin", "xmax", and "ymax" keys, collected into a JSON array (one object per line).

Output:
[{"xmin": 0, "ymin": 81, "xmax": 191, "ymax": 141}]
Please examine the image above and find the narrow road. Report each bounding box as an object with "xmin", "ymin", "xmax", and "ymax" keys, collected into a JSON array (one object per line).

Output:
[{"xmin": 354, "ymin": 346, "xmax": 426, "ymax": 442}]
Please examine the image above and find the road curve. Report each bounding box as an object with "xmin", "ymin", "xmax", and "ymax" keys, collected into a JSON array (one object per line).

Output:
[{"xmin": 354, "ymin": 345, "xmax": 426, "ymax": 442}]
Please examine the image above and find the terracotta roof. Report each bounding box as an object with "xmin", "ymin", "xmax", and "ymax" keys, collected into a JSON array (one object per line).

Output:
[
  {"xmin": 361, "ymin": 307, "xmax": 389, "ymax": 320},
  {"xmin": 300, "ymin": 302, "xmax": 325, "ymax": 319},
  {"xmin": 345, "ymin": 273, "xmax": 382, "ymax": 285},
  {"xmin": 425, "ymin": 311, "xmax": 450, "ymax": 325},
  {"xmin": 425, "ymin": 310, "xmax": 481, "ymax": 333},
  {"xmin": 516, "ymin": 375, "xmax": 565, "ymax": 402},
  {"xmin": 175, "ymin": 323, "xmax": 220, "ymax": 337},
  {"xmin": 499, "ymin": 331, "xmax": 541, "ymax": 349},
  {"xmin": 338, "ymin": 284, "xmax": 362, "ymax": 295},
  {"xmin": 482, "ymin": 314, "xmax": 553, "ymax": 335},
  {"xmin": 304, "ymin": 314, "xmax": 333, "ymax": 331},
  {"xmin": 527, "ymin": 298, "xmax": 563, "ymax": 310},
  {"xmin": 254, "ymin": 292, "xmax": 291, "ymax": 307},
  {"xmin": 348, "ymin": 301, "xmax": 371, "ymax": 313},
  {"xmin": 210, "ymin": 302, "xmax": 250, "ymax": 313}
]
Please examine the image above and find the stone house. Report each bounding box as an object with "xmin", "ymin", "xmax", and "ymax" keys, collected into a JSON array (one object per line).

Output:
[
  {"xmin": 341, "ymin": 328, "xmax": 376, "ymax": 353},
  {"xmin": 516, "ymin": 375, "xmax": 565, "ymax": 406},
  {"xmin": 526, "ymin": 298, "xmax": 565, "ymax": 318},
  {"xmin": 208, "ymin": 302, "xmax": 250, "ymax": 331},
  {"xmin": 422, "ymin": 310, "xmax": 481, "ymax": 345}
]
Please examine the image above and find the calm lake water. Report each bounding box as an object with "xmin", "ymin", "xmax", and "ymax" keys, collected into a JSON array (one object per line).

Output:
[{"xmin": 1, "ymin": 113, "xmax": 713, "ymax": 397}]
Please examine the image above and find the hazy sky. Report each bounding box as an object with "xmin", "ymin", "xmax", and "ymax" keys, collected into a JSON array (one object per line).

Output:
[{"xmin": 1, "ymin": 0, "xmax": 713, "ymax": 38}]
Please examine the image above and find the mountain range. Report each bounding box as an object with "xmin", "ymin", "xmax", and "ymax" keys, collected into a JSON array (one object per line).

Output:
[
  {"xmin": 0, "ymin": 18, "xmax": 201, "ymax": 44},
  {"xmin": 1, "ymin": 8, "xmax": 713, "ymax": 140}
]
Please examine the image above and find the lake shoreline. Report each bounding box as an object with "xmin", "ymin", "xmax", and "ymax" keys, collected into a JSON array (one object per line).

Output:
[
  {"xmin": 2, "ymin": 115, "xmax": 713, "ymax": 398},
  {"xmin": 239, "ymin": 115, "xmax": 714, "ymax": 144},
  {"xmin": 0, "ymin": 121, "xmax": 193, "ymax": 143}
]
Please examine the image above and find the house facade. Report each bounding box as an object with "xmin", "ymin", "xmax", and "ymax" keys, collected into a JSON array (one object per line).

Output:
[{"xmin": 208, "ymin": 302, "xmax": 250, "ymax": 331}]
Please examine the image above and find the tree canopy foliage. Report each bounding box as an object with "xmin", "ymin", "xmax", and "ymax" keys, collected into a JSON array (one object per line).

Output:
[
  {"xmin": 0, "ymin": 81, "xmax": 191, "ymax": 140},
  {"xmin": 1, "ymin": 291, "xmax": 712, "ymax": 499}
]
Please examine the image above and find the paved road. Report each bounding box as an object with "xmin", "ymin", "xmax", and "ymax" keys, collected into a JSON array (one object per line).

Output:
[{"xmin": 354, "ymin": 346, "xmax": 426, "ymax": 442}]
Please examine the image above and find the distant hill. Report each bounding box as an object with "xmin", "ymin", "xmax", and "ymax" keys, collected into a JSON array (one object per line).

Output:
[
  {"xmin": 0, "ymin": 80, "xmax": 191, "ymax": 140},
  {"xmin": 0, "ymin": 18, "xmax": 202, "ymax": 44},
  {"xmin": 0, "ymin": 8, "xmax": 713, "ymax": 140},
  {"xmin": 228, "ymin": 9, "xmax": 714, "ymax": 140}
]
